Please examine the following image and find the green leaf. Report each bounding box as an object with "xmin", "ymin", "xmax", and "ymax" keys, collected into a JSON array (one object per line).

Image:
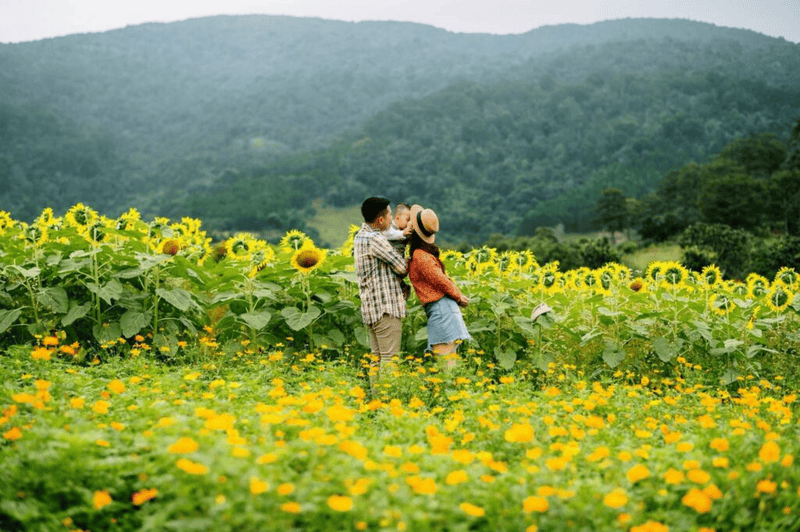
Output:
[
  {"xmin": 281, "ymin": 305, "xmax": 322, "ymax": 331},
  {"xmin": 93, "ymin": 322, "xmax": 122, "ymax": 343},
  {"xmin": 414, "ymin": 327, "xmax": 429, "ymax": 342},
  {"xmin": 653, "ymin": 337, "xmax": 677, "ymax": 362},
  {"xmin": 61, "ymin": 304, "xmax": 89, "ymax": 326},
  {"xmin": 494, "ymin": 347, "xmax": 517, "ymax": 370},
  {"xmin": 13, "ymin": 265, "xmax": 40, "ymax": 278},
  {"xmin": 156, "ymin": 287, "xmax": 193, "ymax": 311},
  {"xmin": 120, "ymin": 310, "xmax": 150, "ymax": 337},
  {"xmin": 0, "ymin": 308, "xmax": 22, "ymax": 334},
  {"xmin": 721, "ymin": 368, "xmax": 739, "ymax": 385},
  {"xmin": 597, "ymin": 307, "xmax": 622, "ymax": 317},
  {"xmin": 240, "ymin": 311, "xmax": 272, "ymax": 330},
  {"xmin": 88, "ymin": 279, "xmax": 124, "ymax": 305},
  {"xmin": 38, "ymin": 287, "xmax": 69, "ymax": 313},
  {"xmin": 602, "ymin": 341, "xmax": 626, "ymax": 368}
]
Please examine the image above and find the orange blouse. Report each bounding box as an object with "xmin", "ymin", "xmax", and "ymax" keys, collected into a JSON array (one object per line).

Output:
[{"xmin": 408, "ymin": 249, "xmax": 464, "ymax": 306}]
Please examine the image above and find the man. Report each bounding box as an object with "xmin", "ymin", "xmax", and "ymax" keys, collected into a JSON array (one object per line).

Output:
[{"xmin": 354, "ymin": 197, "xmax": 409, "ymax": 375}]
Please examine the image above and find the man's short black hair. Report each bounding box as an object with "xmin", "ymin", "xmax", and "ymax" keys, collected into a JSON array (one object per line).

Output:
[{"xmin": 361, "ymin": 196, "xmax": 391, "ymax": 223}]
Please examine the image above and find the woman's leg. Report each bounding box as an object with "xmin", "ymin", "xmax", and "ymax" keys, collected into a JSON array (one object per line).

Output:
[{"xmin": 432, "ymin": 341, "xmax": 458, "ymax": 368}]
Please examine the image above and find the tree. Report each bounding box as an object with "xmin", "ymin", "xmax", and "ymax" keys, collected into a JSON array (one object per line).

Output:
[
  {"xmin": 678, "ymin": 223, "xmax": 752, "ymax": 279},
  {"xmin": 595, "ymin": 188, "xmax": 628, "ymax": 243},
  {"xmin": 767, "ymin": 170, "xmax": 800, "ymax": 235}
]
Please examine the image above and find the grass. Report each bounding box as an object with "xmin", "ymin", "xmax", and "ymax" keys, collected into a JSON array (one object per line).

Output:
[
  {"xmin": 622, "ymin": 243, "xmax": 682, "ymax": 273},
  {"xmin": 306, "ymin": 199, "xmax": 362, "ymax": 247}
]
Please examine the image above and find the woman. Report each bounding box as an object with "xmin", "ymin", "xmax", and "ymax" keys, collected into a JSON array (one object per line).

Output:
[{"xmin": 407, "ymin": 205, "xmax": 471, "ymax": 364}]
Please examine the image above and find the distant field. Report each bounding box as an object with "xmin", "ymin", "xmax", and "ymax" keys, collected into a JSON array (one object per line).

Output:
[
  {"xmin": 621, "ymin": 243, "xmax": 682, "ymax": 273},
  {"xmin": 306, "ymin": 200, "xmax": 362, "ymax": 247}
]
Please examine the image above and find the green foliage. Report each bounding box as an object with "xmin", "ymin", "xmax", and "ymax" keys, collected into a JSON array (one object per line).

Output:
[
  {"xmin": 2, "ymin": 17, "xmax": 800, "ymax": 242},
  {"xmin": 595, "ymin": 188, "xmax": 628, "ymax": 239},
  {"xmin": 677, "ymin": 223, "xmax": 752, "ymax": 279}
]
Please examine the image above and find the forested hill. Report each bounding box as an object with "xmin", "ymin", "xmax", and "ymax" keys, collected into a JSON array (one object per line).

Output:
[{"xmin": 1, "ymin": 15, "xmax": 799, "ymax": 234}]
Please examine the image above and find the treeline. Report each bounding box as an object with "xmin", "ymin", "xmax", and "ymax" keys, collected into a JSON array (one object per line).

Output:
[
  {"xmin": 175, "ymin": 65, "xmax": 800, "ymax": 243},
  {"xmin": 2, "ymin": 16, "xmax": 799, "ymax": 227},
  {"xmin": 593, "ymin": 121, "xmax": 800, "ymax": 279}
]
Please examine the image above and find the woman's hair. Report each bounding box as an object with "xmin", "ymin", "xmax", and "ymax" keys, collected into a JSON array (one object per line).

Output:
[{"xmin": 409, "ymin": 232, "xmax": 444, "ymax": 271}]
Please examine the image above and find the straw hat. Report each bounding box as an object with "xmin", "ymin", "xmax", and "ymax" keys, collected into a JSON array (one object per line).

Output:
[{"xmin": 409, "ymin": 204, "xmax": 439, "ymax": 244}]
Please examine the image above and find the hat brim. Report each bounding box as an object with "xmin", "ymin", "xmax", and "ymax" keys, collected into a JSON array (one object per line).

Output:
[{"xmin": 409, "ymin": 204, "xmax": 436, "ymax": 244}]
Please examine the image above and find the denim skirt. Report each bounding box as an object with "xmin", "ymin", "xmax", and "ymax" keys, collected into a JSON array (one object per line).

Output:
[{"xmin": 424, "ymin": 296, "xmax": 471, "ymax": 353}]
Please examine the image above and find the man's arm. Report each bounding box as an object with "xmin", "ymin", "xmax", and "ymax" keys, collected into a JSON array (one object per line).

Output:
[{"xmin": 372, "ymin": 236, "xmax": 408, "ymax": 275}]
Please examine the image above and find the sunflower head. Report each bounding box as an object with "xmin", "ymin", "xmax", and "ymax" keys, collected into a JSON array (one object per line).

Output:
[
  {"xmin": 645, "ymin": 262, "xmax": 664, "ymax": 283},
  {"xmin": 159, "ymin": 238, "xmax": 184, "ymax": 256},
  {"xmin": 291, "ymin": 242, "xmax": 326, "ymax": 274},
  {"xmin": 746, "ymin": 274, "xmax": 770, "ymax": 298},
  {"xmin": 660, "ymin": 261, "xmax": 688, "ymax": 287},
  {"xmin": 65, "ymin": 203, "xmax": 98, "ymax": 228},
  {"xmin": 249, "ymin": 247, "xmax": 277, "ymax": 277},
  {"xmin": 766, "ymin": 282, "xmax": 793, "ymax": 313},
  {"xmin": 709, "ymin": 293, "xmax": 735, "ymax": 316},
  {"xmin": 774, "ymin": 267, "xmax": 798, "ymax": 289},
  {"xmin": 280, "ymin": 230, "xmax": 311, "ymax": 253},
  {"xmin": 24, "ymin": 224, "xmax": 48, "ymax": 246},
  {"xmin": 629, "ymin": 277, "xmax": 645, "ymax": 292},
  {"xmin": 225, "ymin": 233, "xmax": 259, "ymax": 260},
  {"xmin": 701, "ymin": 265, "xmax": 723, "ymax": 287}
]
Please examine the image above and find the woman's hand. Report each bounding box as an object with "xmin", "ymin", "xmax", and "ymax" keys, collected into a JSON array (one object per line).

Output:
[{"xmin": 458, "ymin": 295, "xmax": 469, "ymax": 307}]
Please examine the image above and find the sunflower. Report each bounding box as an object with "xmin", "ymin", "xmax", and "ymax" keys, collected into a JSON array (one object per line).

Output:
[
  {"xmin": 249, "ymin": 247, "xmax": 277, "ymax": 277},
  {"xmin": 441, "ymin": 249, "xmax": 463, "ymax": 264},
  {"xmin": 774, "ymin": 267, "xmax": 798, "ymax": 289},
  {"xmin": 645, "ymin": 262, "xmax": 664, "ymax": 283},
  {"xmin": 159, "ymin": 238, "xmax": 185, "ymax": 256},
  {"xmin": 497, "ymin": 251, "xmax": 514, "ymax": 273},
  {"xmin": 728, "ymin": 281, "xmax": 748, "ymax": 296},
  {"xmin": 708, "ymin": 293, "xmax": 735, "ymax": 316},
  {"xmin": 766, "ymin": 282, "xmax": 794, "ymax": 313},
  {"xmin": 629, "ymin": 277, "xmax": 645, "ymax": 292},
  {"xmin": 83, "ymin": 218, "xmax": 113, "ymax": 246},
  {"xmin": 65, "ymin": 203, "xmax": 98, "ymax": 229},
  {"xmin": 593, "ymin": 267, "xmax": 613, "ymax": 295},
  {"xmin": 581, "ymin": 268, "xmax": 598, "ymax": 289},
  {"xmin": 280, "ymin": 229, "xmax": 311, "ymax": 253},
  {"xmin": 538, "ymin": 262, "xmax": 561, "ymax": 293},
  {"xmin": 291, "ymin": 241, "xmax": 326, "ymax": 274},
  {"xmin": 659, "ymin": 261, "xmax": 689, "ymax": 288},
  {"xmin": 22, "ymin": 223, "xmax": 48, "ymax": 247},
  {"xmin": 746, "ymin": 274, "xmax": 770, "ymax": 298},
  {"xmin": 225, "ymin": 233, "xmax": 259, "ymax": 260},
  {"xmin": 0, "ymin": 211, "xmax": 14, "ymax": 235},
  {"xmin": 701, "ymin": 265, "xmax": 723, "ymax": 288},
  {"xmin": 608, "ymin": 262, "xmax": 632, "ymax": 283}
]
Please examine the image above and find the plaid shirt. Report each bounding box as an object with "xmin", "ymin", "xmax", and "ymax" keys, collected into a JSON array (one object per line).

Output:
[{"xmin": 354, "ymin": 223, "xmax": 408, "ymax": 325}]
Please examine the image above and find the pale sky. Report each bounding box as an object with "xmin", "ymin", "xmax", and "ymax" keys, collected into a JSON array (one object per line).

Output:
[{"xmin": 1, "ymin": 0, "xmax": 798, "ymax": 44}]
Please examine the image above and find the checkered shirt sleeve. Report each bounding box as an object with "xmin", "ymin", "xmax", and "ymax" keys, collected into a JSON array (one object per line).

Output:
[{"xmin": 353, "ymin": 224, "xmax": 408, "ymax": 325}]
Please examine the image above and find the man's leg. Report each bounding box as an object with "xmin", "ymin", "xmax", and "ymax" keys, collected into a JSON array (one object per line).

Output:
[{"xmin": 371, "ymin": 314, "xmax": 402, "ymax": 372}]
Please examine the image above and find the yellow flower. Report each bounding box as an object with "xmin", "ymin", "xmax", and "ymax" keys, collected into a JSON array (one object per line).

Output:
[
  {"xmin": 682, "ymin": 488, "xmax": 712, "ymax": 513},
  {"xmin": 603, "ymin": 488, "xmax": 628, "ymax": 509},
  {"xmin": 249, "ymin": 477, "xmax": 269, "ymax": 495},
  {"xmin": 766, "ymin": 282, "xmax": 793, "ymax": 313},
  {"xmin": 504, "ymin": 423, "xmax": 535, "ymax": 443},
  {"xmin": 277, "ymin": 483, "xmax": 295, "ymax": 495},
  {"xmin": 759, "ymin": 441, "xmax": 781, "ymax": 463},
  {"xmin": 107, "ymin": 379, "xmax": 126, "ymax": 394},
  {"xmin": 132, "ymin": 488, "xmax": 158, "ymax": 505},
  {"xmin": 93, "ymin": 490, "xmax": 113, "ymax": 510},
  {"xmin": 65, "ymin": 203, "xmax": 98, "ymax": 228},
  {"xmin": 446, "ymin": 470, "xmax": 469, "ymax": 485},
  {"xmin": 281, "ymin": 502, "xmax": 302, "ymax": 513},
  {"xmin": 626, "ymin": 464, "xmax": 650, "ymax": 483},
  {"xmin": 168, "ymin": 437, "xmax": 199, "ymax": 454},
  {"xmin": 327, "ymin": 494, "xmax": 353, "ymax": 511},
  {"xmin": 663, "ymin": 468, "xmax": 684, "ymax": 484},
  {"xmin": 687, "ymin": 469, "xmax": 711, "ymax": 484},
  {"xmin": 522, "ymin": 495, "xmax": 549, "ymax": 513},
  {"xmin": 326, "ymin": 404, "xmax": 355, "ymax": 422},
  {"xmin": 280, "ymin": 229, "xmax": 311, "ymax": 252},
  {"xmin": 709, "ymin": 438, "xmax": 729, "ymax": 451},
  {"xmin": 406, "ymin": 475, "xmax": 438, "ymax": 495},
  {"xmin": 757, "ymin": 479, "xmax": 777, "ymax": 494},
  {"xmin": 3, "ymin": 427, "xmax": 22, "ymax": 441},
  {"xmin": 291, "ymin": 241, "xmax": 326, "ymax": 274},
  {"xmin": 459, "ymin": 502, "xmax": 486, "ymax": 517},
  {"xmin": 176, "ymin": 458, "xmax": 208, "ymax": 475}
]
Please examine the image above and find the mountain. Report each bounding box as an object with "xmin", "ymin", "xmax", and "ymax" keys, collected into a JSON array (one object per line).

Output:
[{"xmin": 1, "ymin": 15, "xmax": 799, "ymax": 237}]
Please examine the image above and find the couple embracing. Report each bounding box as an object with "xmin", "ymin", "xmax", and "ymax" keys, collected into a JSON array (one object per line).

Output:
[{"xmin": 354, "ymin": 196, "xmax": 471, "ymax": 374}]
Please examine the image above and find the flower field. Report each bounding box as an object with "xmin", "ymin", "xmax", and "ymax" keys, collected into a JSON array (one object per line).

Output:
[{"xmin": 1, "ymin": 205, "xmax": 799, "ymax": 531}]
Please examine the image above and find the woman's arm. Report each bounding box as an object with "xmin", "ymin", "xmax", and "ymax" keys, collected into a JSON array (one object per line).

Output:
[{"xmin": 415, "ymin": 251, "xmax": 463, "ymax": 301}]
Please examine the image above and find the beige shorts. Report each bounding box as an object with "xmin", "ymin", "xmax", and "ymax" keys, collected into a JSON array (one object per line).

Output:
[{"xmin": 367, "ymin": 314, "xmax": 402, "ymax": 357}]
